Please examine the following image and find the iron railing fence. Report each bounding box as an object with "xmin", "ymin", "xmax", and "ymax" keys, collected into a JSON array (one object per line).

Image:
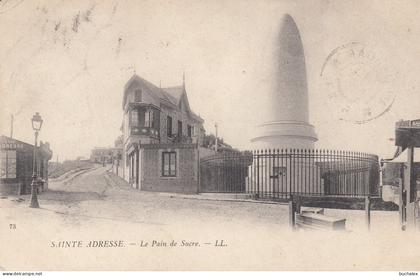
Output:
[{"xmin": 200, "ymin": 149, "xmax": 380, "ymax": 200}]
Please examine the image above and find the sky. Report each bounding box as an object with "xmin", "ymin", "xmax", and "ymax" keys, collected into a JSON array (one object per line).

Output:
[{"xmin": 1, "ymin": 0, "xmax": 420, "ymax": 161}]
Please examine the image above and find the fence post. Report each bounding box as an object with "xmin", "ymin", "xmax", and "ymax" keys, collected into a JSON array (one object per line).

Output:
[
  {"xmin": 289, "ymin": 149, "xmax": 293, "ymax": 199},
  {"xmin": 397, "ymin": 177, "xmax": 406, "ymax": 228},
  {"xmin": 197, "ymin": 147, "xmax": 201, "ymax": 194},
  {"xmin": 296, "ymin": 194, "xmax": 302, "ymax": 214},
  {"xmin": 365, "ymin": 195, "xmax": 371, "ymax": 231},
  {"xmin": 256, "ymin": 151, "xmax": 260, "ymax": 198},
  {"xmin": 289, "ymin": 196, "xmax": 296, "ymax": 229},
  {"xmin": 398, "ymin": 178, "xmax": 403, "ymax": 226}
]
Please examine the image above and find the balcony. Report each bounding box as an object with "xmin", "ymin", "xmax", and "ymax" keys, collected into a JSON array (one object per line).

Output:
[
  {"xmin": 128, "ymin": 105, "xmax": 160, "ymax": 139},
  {"xmin": 130, "ymin": 126, "xmax": 159, "ymax": 138},
  {"xmin": 168, "ymin": 134, "xmax": 193, "ymax": 144}
]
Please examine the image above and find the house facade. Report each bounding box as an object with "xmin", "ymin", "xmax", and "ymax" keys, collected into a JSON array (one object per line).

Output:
[
  {"xmin": 0, "ymin": 135, "xmax": 52, "ymax": 196},
  {"xmin": 121, "ymin": 74, "xmax": 204, "ymax": 190},
  {"xmin": 90, "ymin": 147, "xmax": 122, "ymax": 164}
]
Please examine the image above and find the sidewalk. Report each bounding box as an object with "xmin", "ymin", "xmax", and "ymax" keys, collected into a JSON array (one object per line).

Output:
[{"xmin": 105, "ymin": 171, "xmax": 287, "ymax": 205}]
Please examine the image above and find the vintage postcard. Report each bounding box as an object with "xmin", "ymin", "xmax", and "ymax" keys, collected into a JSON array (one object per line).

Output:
[{"xmin": 1, "ymin": 0, "xmax": 420, "ymax": 273}]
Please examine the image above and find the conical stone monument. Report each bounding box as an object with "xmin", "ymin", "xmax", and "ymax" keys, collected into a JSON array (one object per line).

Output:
[
  {"xmin": 247, "ymin": 14, "xmax": 321, "ymax": 198},
  {"xmin": 251, "ymin": 14, "xmax": 317, "ymax": 149}
]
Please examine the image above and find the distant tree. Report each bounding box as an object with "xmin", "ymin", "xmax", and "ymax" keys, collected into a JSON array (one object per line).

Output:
[
  {"xmin": 203, "ymin": 134, "xmax": 216, "ymax": 148},
  {"xmin": 114, "ymin": 135, "xmax": 123, "ymax": 148},
  {"xmin": 202, "ymin": 134, "xmax": 237, "ymax": 152}
]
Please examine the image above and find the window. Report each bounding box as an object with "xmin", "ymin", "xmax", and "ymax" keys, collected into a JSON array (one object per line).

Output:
[
  {"xmin": 149, "ymin": 110, "xmax": 154, "ymax": 127},
  {"xmin": 0, "ymin": 150, "xmax": 16, "ymax": 179},
  {"xmin": 162, "ymin": 151, "xmax": 176, "ymax": 177},
  {"xmin": 152, "ymin": 109, "xmax": 160, "ymax": 129},
  {"xmin": 144, "ymin": 109, "xmax": 159, "ymax": 129},
  {"xmin": 167, "ymin": 116, "xmax": 173, "ymax": 137},
  {"xmin": 130, "ymin": 109, "xmax": 139, "ymax": 127},
  {"xmin": 178, "ymin": 120, "xmax": 182, "ymax": 136},
  {"xmin": 134, "ymin": 89, "xmax": 142, "ymax": 102},
  {"xmin": 187, "ymin": 125, "xmax": 193, "ymax": 137},
  {"xmin": 145, "ymin": 109, "xmax": 150, "ymax": 127}
]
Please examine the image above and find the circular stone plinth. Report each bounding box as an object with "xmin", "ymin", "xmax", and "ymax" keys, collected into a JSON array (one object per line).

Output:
[{"xmin": 251, "ymin": 120, "xmax": 318, "ymax": 149}]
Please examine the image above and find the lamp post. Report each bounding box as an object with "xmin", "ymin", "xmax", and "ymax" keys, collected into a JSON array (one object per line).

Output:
[{"xmin": 29, "ymin": 112, "xmax": 43, "ymax": 208}]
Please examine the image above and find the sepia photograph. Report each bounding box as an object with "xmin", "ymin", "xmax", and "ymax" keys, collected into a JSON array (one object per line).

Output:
[{"xmin": 0, "ymin": 0, "xmax": 420, "ymax": 273}]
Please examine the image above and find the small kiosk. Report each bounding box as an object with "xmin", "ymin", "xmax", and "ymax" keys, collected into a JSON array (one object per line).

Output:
[
  {"xmin": 387, "ymin": 119, "xmax": 420, "ymax": 230},
  {"xmin": 0, "ymin": 135, "xmax": 52, "ymax": 196}
]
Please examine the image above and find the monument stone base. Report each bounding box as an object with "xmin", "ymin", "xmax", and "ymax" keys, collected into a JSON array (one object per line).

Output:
[{"xmin": 251, "ymin": 120, "xmax": 317, "ymax": 149}]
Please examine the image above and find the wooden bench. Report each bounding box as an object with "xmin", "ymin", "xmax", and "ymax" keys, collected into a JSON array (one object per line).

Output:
[{"xmin": 295, "ymin": 210, "xmax": 346, "ymax": 230}]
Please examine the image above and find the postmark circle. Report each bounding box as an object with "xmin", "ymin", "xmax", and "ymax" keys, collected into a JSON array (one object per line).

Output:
[{"xmin": 320, "ymin": 42, "xmax": 395, "ymax": 124}]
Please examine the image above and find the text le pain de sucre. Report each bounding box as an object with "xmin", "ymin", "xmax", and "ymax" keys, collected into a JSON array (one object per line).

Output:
[{"xmin": 50, "ymin": 239, "xmax": 228, "ymax": 248}]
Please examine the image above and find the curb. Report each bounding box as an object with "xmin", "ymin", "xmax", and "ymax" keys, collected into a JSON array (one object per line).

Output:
[
  {"xmin": 166, "ymin": 194, "xmax": 288, "ymax": 205},
  {"xmin": 105, "ymin": 171, "xmax": 287, "ymax": 206}
]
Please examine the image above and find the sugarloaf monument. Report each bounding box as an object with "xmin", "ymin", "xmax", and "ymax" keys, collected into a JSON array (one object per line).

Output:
[{"xmin": 251, "ymin": 14, "xmax": 317, "ymax": 149}]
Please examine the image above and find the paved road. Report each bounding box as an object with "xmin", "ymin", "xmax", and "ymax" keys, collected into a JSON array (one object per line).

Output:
[
  {"xmin": 43, "ymin": 165, "xmax": 289, "ymax": 229},
  {"xmin": 0, "ymin": 166, "xmax": 417, "ymax": 271}
]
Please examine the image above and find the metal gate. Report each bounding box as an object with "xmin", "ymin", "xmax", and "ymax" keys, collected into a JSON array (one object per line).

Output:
[{"xmin": 200, "ymin": 151, "xmax": 252, "ymax": 193}]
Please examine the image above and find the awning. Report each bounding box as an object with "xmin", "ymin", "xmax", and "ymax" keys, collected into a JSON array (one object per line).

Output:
[{"xmin": 386, "ymin": 148, "xmax": 420, "ymax": 163}]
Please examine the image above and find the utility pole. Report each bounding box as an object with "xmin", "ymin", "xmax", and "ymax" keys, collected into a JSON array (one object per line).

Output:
[
  {"xmin": 10, "ymin": 114, "xmax": 14, "ymax": 138},
  {"xmin": 182, "ymin": 70, "xmax": 185, "ymax": 89},
  {"xmin": 215, "ymin": 122, "xmax": 218, "ymax": 153},
  {"xmin": 405, "ymin": 146, "xmax": 416, "ymax": 229}
]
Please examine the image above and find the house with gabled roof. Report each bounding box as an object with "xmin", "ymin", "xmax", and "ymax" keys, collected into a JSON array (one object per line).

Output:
[{"xmin": 121, "ymin": 74, "xmax": 205, "ymax": 191}]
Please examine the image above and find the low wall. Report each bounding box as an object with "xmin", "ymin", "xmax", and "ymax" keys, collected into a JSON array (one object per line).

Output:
[
  {"xmin": 298, "ymin": 196, "xmax": 398, "ymax": 211},
  {"xmin": 199, "ymin": 147, "xmax": 216, "ymax": 159}
]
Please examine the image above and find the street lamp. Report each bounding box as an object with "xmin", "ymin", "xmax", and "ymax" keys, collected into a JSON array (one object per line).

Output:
[{"xmin": 29, "ymin": 112, "xmax": 43, "ymax": 208}]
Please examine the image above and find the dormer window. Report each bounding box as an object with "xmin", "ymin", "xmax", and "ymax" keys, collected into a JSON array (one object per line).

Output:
[{"xmin": 134, "ymin": 89, "xmax": 142, "ymax": 102}]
